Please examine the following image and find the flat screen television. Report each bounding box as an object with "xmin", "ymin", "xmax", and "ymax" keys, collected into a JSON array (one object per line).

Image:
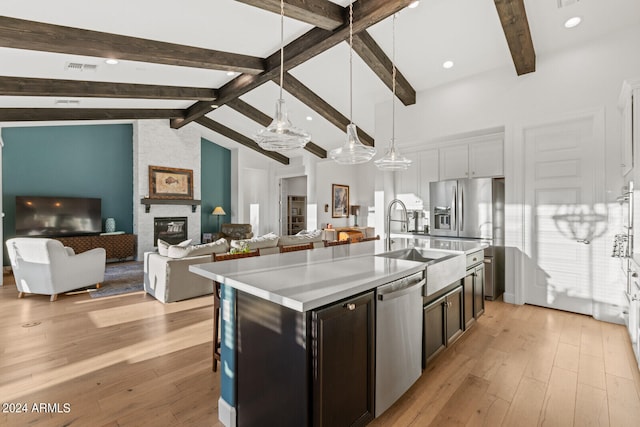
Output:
[{"xmin": 15, "ymin": 196, "xmax": 102, "ymax": 237}]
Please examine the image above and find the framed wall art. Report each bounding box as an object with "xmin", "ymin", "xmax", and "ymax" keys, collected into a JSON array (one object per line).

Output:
[
  {"xmin": 149, "ymin": 165, "xmax": 194, "ymax": 199},
  {"xmin": 332, "ymin": 184, "xmax": 349, "ymax": 218}
]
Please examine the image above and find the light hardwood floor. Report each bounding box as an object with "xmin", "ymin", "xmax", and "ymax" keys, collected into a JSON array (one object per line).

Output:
[{"xmin": 1, "ymin": 271, "xmax": 640, "ymax": 426}]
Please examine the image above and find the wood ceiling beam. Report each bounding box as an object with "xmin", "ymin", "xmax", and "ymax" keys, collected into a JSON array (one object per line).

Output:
[
  {"xmin": 493, "ymin": 0, "xmax": 536, "ymax": 75},
  {"xmin": 234, "ymin": 0, "xmax": 344, "ymax": 31},
  {"xmin": 0, "ymin": 16, "xmax": 265, "ymax": 74},
  {"xmin": 235, "ymin": 0, "xmax": 415, "ymax": 106},
  {"xmin": 0, "ymin": 108, "xmax": 184, "ymax": 122},
  {"xmin": 226, "ymin": 98, "xmax": 327, "ymax": 158},
  {"xmin": 172, "ymin": 0, "xmax": 414, "ymax": 129},
  {"xmin": 352, "ymin": 31, "xmax": 416, "ymax": 106},
  {"xmin": 0, "ymin": 76, "xmax": 218, "ymax": 101},
  {"xmin": 195, "ymin": 116, "xmax": 290, "ymax": 165},
  {"xmin": 277, "ymin": 73, "xmax": 374, "ymax": 147}
]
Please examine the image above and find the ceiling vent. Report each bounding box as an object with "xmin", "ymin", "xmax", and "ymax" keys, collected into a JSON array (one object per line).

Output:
[
  {"xmin": 557, "ymin": 0, "xmax": 580, "ymax": 8},
  {"xmin": 65, "ymin": 62, "xmax": 98, "ymax": 72},
  {"xmin": 55, "ymin": 99, "xmax": 81, "ymax": 106}
]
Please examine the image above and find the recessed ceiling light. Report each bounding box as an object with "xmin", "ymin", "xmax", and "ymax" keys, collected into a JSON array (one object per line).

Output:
[
  {"xmin": 211, "ymin": 104, "xmax": 219, "ymax": 109},
  {"xmin": 226, "ymin": 71, "xmax": 235, "ymax": 76},
  {"xmin": 306, "ymin": 116, "xmax": 313, "ymax": 121},
  {"xmin": 408, "ymin": 1, "xmax": 420, "ymax": 9},
  {"xmin": 564, "ymin": 16, "xmax": 581, "ymax": 28},
  {"xmin": 443, "ymin": 60, "xmax": 454, "ymax": 69},
  {"xmin": 104, "ymin": 59, "xmax": 119, "ymax": 65}
]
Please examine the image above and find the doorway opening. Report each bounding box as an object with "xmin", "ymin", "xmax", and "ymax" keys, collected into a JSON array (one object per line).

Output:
[{"xmin": 280, "ymin": 176, "xmax": 307, "ymax": 236}]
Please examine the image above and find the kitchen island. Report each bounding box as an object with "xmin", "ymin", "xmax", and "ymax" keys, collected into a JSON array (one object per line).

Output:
[{"xmin": 190, "ymin": 237, "xmax": 487, "ymax": 427}]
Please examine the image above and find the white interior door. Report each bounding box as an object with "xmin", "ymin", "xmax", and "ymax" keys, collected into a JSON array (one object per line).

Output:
[{"xmin": 523, "ymin": 111, "xmax": 605, "ymax": 315}]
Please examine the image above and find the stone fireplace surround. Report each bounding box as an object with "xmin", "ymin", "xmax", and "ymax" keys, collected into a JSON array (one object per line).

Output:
[{"xmin": 132, "ymin": 121, "xmax": 202, "ymax": 260}]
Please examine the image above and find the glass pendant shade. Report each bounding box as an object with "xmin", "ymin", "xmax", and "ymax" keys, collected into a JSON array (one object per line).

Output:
[
  {"xmin": 252, "ymin": 0, "xmax": 310, "ymax": 152},
  {"xmin": 374, "ymin": 12, "xmax": 412, "ymax": 171},
  {"xmin": 254, "ymin": 98, "xmax": 311, "ymax": 151},
  {"xmin": 329, "ymin": 124, "xmax": 377, "ymax": 165},
  {"xmin": 374, "ymin": 139, "xmax": 412, "ymax": 170}
]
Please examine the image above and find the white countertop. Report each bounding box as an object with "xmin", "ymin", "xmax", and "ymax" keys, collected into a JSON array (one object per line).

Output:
[
  {"xmin": 190, "ymin": 237, "xmax": 487, "ymax": 312},
  {"xmin": 390, "ymin": 234, "xmax": 490, "ymax": 253}
]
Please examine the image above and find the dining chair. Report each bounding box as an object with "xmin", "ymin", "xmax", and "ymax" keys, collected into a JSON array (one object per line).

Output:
[{"xmin": 211, "ymin": 249, "xmax": 260, "ymax": 371}]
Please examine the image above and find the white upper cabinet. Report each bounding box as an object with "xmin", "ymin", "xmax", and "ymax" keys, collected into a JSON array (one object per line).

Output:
[
  {"xmin": 419, "ymin": 149, "xmax": 439, "ymax": 210},
  {"xmin": 439, "ymin": 145, "xmax": 469, "ymax": 180},
  {"xmin": 439, "ymin": 136, "xmax": 504, "ymax": 180},
  {"xmin": 620, "ymin": 79, "xmax": 640, "ymax": 177},
  {"xmin": 621, "ymin": 93, "xmax": 633, "ymax": 176},
  {"xmin": 394, "ymin": 150, "xmax": 439, "ymax": 211},
  {"xmin": 469, "ymin": 138, "xmax": 504, "ymax": 178},
  {"xmin": 396, "ymin": 152, "xmax": 420, "ymax": 196}
]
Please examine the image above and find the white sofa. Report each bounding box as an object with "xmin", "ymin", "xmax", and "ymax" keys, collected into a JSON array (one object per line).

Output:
[
  {"xmin": 229, "ymin": 230, "xmax": 323, "ymax": 254},
  {"xmin": 6, "ymin": 237, "xmax": 106, "ymax": 301},
  {"xmin": 144, "ymin": 231, "xmax": 324, "ymax": 303},
  {"xmin": 144, "ymin": 238, "xmax": 229, "ymax": 303}
]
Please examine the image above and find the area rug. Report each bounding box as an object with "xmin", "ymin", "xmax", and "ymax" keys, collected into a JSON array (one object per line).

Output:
[{"xmin": 89, "ymin": 262, "xmax": 144, "ymax": 298}]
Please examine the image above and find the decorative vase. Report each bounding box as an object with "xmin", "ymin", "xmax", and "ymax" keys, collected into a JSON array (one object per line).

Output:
[{"xmin": 105, "ymin": 218, "xmax": 116, "ymax": 233}]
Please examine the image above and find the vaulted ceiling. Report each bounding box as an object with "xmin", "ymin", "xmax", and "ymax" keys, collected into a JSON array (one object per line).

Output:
[{"xmin": 1, "ymin": 0, "xmax": 639, "ymax": 164}]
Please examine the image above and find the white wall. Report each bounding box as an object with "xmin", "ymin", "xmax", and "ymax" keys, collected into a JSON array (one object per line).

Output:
[
  {"xmin": 315, "ymin": 160, "xmax": 361, "ymax": 229},
  {"xmin": 133, "ymin": 120, "xmax": 202, "ymax": 259},
  {"xmin": 371, "ymin": 24, "xmax": 640, "ymax": 311}
]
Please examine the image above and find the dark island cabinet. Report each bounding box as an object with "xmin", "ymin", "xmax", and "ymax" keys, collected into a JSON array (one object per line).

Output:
[
  {"xmin": 424, "ymin": 286, "xmax": 464, "ymax": 366},
  {"xmin": 463, "ymin": 263, "xmax": 486, "ymax": 331},
  {"xmin": 312, "ymin": 291, "xmax": 375, "ymax": 427},
  {"xmin": 473, "ymin": 264, "xmax": 485, "ymax": 318},
  {"xmin": 234, "ymin": 290, "xmax": 375, "ymax": 427}
]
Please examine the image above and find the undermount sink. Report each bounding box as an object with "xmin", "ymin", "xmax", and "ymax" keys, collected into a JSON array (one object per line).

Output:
[{"xmin": 377, "ymin": 248, "xmax": 466, "ymax": 296}]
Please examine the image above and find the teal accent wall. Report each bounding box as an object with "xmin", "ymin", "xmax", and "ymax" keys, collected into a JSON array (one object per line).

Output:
[
  {"xmin": 2, "ymin": 124, "xmax": 133, "ymax": 264},
  {"xmin": 201, "ymin": 138, "xmax": 231, "ymax": 234}
]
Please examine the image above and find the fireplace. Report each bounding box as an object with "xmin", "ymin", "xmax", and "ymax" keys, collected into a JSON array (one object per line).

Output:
[{"xmin": 154, "ymin": 217, "xmax": 188, "ymax": 245}]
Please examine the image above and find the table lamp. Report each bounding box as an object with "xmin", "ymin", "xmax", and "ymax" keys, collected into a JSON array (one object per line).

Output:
[
  {"xmin": 212, "ymin": 206, "xmax": 226, "ymax": 231},
  {"xmin": 350, "ymin": 205, "xmax": 360, "ymax": 227}
]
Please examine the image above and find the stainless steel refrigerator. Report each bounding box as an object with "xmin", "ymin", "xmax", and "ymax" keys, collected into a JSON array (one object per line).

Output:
[
  {"xmin": 430, "ymin": 178, "xmax": 505, "ymax": 299},
  {"xmin": 429, "ymin": 178, "xmax": 502, "ymax": 241}
]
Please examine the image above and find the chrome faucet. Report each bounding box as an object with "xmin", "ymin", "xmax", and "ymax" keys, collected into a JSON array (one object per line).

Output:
[{"xmin": 386, "ymin": 199, "xmax": 408, "ymax": 251}]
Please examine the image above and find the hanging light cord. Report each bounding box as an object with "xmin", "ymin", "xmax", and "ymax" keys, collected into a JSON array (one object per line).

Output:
[
  {"xmin": 349, "ymin": 2, "xmax": 354, "ymax": 125},
  {"xmin": 279, "ymin": 0, "xmax": 284, "ymax": 100},
  {"xmin": 391, "ymin": 13, "xmax": 396, "ymax": 149}
]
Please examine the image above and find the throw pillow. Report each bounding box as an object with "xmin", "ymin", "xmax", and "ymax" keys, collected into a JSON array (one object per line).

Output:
[
  {"xmin": 230, "ymin": 233, "xmax": 279, "ymax": 250},
  {"xmin": 280, "ymin": 230, "xmax": 322, "ymax": 247},
  {"xmin": 177, "ymin": 239, "xmax": 192, "ymax": 247},
  {"xmin": 167, "ymin": 238, "xmax": 229, "ymax": 259},
  {"xmin": 157, "ymin": 239, "xmax": 170, "ymax": 256}
]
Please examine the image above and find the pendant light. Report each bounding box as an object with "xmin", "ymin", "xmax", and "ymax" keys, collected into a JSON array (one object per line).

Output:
[
  {"xmin": 329, "ymin": 2, "xmax": 376, "ymax": 165},
  {"xmin": 253, "ymin": 0, "xmax": 311, "ymax": 151},
  {"xmin": 375, "ymin": 13, "xmax": 412, "ymax": 171}
]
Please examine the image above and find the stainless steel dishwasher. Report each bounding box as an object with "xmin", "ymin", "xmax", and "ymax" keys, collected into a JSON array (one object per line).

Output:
[{"xmin": 375, "ymin": 271, "xmax": 425, "ymax": 417}]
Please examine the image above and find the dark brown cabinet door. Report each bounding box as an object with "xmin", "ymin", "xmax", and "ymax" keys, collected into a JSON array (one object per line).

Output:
[
  {"xmin": 312, "ymin": 291, "xmax": 375, "ymax": 427},
  {"xmin": 474, "ymin": 264, "xmax": 485, "ymax": 318},
  {"xmin": 445, "ymin": 286, "xmax": 463, "ymax": 345},
  {"xmin": 423, "ymin": 296, "xmax": 446, "ymax": 366},
  {"xmin": 463, "ymin": 272, "xmax": 474, "ymax": 330}
]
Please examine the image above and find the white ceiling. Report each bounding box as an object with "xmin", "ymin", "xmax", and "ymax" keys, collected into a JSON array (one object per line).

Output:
[{"xmin": 1, "ymin": 0, "xmax": 639, "ymax": 156}]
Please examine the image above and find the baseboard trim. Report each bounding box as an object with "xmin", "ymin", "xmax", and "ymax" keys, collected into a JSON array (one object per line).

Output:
[
  {"xmin": 218, "ymin": 397, "xmax": 236, "ymax": 427},
  {"xmin": 503, "ymin": 292, "xmax": 516, "ymax": 304}
]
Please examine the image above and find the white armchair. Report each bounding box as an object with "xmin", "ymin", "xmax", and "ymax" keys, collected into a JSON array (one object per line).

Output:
[{"xmin": 6, "ymin": 237, "xmax": 106, "ymax": 301}]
